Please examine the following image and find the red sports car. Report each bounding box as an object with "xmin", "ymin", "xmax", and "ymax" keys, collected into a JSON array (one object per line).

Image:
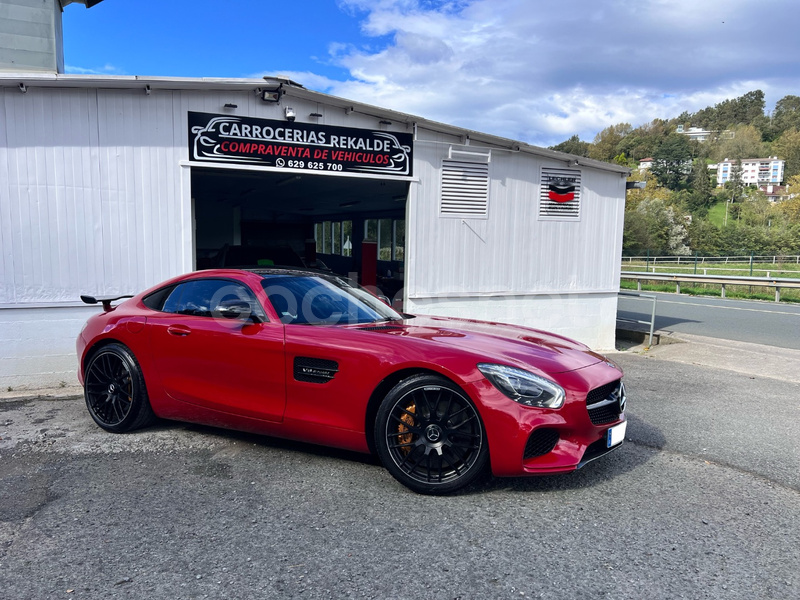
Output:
[{"xmin": 77, "ymin": 268, "xmax": 627, "ymax": 494}]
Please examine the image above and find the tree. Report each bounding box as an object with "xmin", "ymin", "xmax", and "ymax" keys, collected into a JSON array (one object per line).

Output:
[
  {"xmin": 778, "ymin": 175, "xmax": 800, "ymax": 224},
  {"xmin": 692, "ymin": 90, "xmax": 766, "ymax": 131},
  {"xmin": 751, "ymin": 113, "xmax": 773, "ymax": 142},
  {"xmin": 622, "ymin": 208, "xmax": 650, "ymax": 255},
  {"xmin": 549, "ymin": 135, "xmax": 590, "ymax": 157},
  {"xmin": 726, "ymin": 159, "xmax": 745, "ymax": 203},
  {"xmin": 650, "ymin": 133, "xmax": 693, "ymax": 190},
  {"xmin": 687, "ymin": 219, "xmax": 722, "ymax": 255},
  {"xmin": 612, "ymin": 152, "xmax": 631, "ymax": 166},
  {"xmin": 738, "ymin": 188, "xmax": 773, "ymax": 228},
  {"xmin": 624, "ymin": 196, "xmax": 690, "ymax": 255},
  {"xmin": 687, "ymin": 159, "xmax": 715, "ymax": 215},
  {"xmin": 772, "ymin": 95, "xmax": 800, "ymax": 137},
  {"xmin": 615, "ymin": 119, "xmax": 672, "ymax": 161},
  {"xmin": 772, "ymin": 128, "xmax": 800, "ymax": 180},
  {"xmin": 589, "ymin": 123, "xmax": 632, "ymax": 162},
  {"xmin": 713, "ymin": 124, "xmax": 766, "ymax": 162},
  {"xmin": 625, "ymin": 170, "xmax": 670, "ymax": 210},
  {"xmin": 777, "ymin": 198, "xmax": 800, "ymax": 225}
]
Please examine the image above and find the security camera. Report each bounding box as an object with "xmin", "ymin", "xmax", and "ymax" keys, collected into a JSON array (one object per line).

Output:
[{"xmin": 285, "ymin": 107, "xmax": 296, "ymax": 122}]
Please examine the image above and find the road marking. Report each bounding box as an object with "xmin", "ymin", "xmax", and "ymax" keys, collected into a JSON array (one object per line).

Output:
[{"xmin": 620, "ymin": 297, "xmax": 800, "ymax": 317}]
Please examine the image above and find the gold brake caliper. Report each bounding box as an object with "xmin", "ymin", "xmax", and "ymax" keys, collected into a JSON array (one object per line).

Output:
[{"xmin": 397, "ymin": 402, "xmax": 416, "ymax": 455}]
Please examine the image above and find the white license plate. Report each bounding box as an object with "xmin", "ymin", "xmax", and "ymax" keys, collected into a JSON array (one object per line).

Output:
[{"xmin": 607, "ymin": 421, "xmax": 627, "ymax": 448}]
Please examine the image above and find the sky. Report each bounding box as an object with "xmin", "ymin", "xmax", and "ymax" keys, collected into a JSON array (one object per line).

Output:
[{"xmin": 62, "ymin": 0, "xmax": 800, "ymax": 148}]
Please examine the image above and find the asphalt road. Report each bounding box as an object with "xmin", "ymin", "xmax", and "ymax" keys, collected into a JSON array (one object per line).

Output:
[
  {"xmin": 1, "ymin": 346, "xmax": 798, "ymax": 599},
  {"xmin": 617, "ymin": 292, "xmax": 800, "ymax": 349}
]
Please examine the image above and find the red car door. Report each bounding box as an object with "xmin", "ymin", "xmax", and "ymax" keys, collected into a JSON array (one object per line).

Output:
[{"xmin": 147, "ymin": 278, "xmax": 286, "ymax": 422}]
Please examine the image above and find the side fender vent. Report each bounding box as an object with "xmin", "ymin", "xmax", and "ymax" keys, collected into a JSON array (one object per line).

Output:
[{"xmin": 294, "ymin": 357, "xmax": 339, "ymax": 384}]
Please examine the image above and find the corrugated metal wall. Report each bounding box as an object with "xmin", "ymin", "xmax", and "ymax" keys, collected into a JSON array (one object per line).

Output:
[
  {"xmin": 406, "ymin": 132, "xmax": 625, "ymax": 300},
  {"xmin": 0, "ymin": 0, "xmax": 63, "ymax": 73},
  {"xmin": 0, "ymin": 86, "xmax": 190, "ymax": 304}
]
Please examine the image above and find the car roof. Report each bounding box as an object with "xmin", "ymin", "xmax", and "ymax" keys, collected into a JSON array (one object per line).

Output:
[{"xmin": 243, "ymin": 267, "xmax": 342, "ymax": 279}]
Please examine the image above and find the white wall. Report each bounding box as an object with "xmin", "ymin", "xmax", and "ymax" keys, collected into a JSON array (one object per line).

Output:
[
  {"xmin": 0, "ymin": 85, "xmax": 195, "ymax": 388},
  {"xmin": 405, "ymin": 129, "xmax": 626, "ymax": 350},
  {"xmin": 0, "ymin": 86, "xmax": 192, "ymax": 304},
  {"xmin": 0, "ymin": 305, "xmax": 95, "ymax": 389},
  {"xmin": 405, "ymin": 294, "xmax": 619, "ymax": 351}
]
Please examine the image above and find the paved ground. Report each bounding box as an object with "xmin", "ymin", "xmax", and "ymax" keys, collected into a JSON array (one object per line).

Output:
[
  {"xmin": 617, "ymin": 292, "xmax": 800, "ymax": 350},
  {"xmin": 1, "ymin": 335, "xmax": 798, "ymax": 599}
]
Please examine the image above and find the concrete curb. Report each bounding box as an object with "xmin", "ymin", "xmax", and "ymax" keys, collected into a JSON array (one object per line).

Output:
[
  {"xmin": 0, "ymin": 385, "xmax": 83, "ymax": 401},
  {"xmin": 614, "ymin": 331, "xmax": 800, "ymax": 384},
  {"xmin": 615, "ymin": 327, "xmax": 685, "ymax": 347}
]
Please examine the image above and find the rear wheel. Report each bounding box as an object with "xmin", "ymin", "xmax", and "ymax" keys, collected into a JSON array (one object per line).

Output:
[
  {"xmin": 84, "ymin": 343, "xmax": 154, "ymax": 432},
  {"xmin": 375, "ymin": 374, "xmax": 489, "ymax": 494}
]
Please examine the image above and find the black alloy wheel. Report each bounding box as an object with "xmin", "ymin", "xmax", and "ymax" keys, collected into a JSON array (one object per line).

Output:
[
  {"xmin": 375, "ymin": 374, "xmax": 489, "ymax": 494},
  {"xmin": 84, "ymin": 343, "xmax": 154, "ymax": 433}
]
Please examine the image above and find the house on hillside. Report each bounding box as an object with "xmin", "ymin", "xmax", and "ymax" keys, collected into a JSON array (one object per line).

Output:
[
  {"xmin": 676, "ymin": 125, "xmax": 714, "ymax": 142},
  {"xmin": 758, "ymin": 185, "xmax": 791, "ymax": 203},
  {"xmin": 717, "ymin": 157, "xmax": 785, "ymax": 186}
]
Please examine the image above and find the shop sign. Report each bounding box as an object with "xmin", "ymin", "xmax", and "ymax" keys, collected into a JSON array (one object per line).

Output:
[
  {"xmin": 188, "ymin": 112, "xmax": 413, "ymax": 177},
  {"xmin": 538, "ymin": 167, "xmax": 581, "ymax": 219}
]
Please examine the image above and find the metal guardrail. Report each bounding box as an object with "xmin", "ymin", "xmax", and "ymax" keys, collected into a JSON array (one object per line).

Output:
[
  {"xmin": 621, "ymin": 271, "xmax": 800, "ymax": 302},
  {"xmin": 617, "ymin": 291, "xmax": 657, "ymax": 347},
  {"xmin": 627, "ymin": 265, "xmax": 799, "ymax": 277},
  {"xmin": 623, "ymin": 254, "xmax": 800, "ymax": 264}
]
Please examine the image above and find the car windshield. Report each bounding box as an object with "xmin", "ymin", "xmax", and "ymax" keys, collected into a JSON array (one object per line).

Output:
[{"xmin": 261, "ymin": 273, "xmax": 403, "ymax": 325}]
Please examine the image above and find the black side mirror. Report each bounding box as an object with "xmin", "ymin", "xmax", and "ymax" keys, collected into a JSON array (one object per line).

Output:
[{"xmin": 215, "ymin": 298, "xmax": 253, "ymax": 320}]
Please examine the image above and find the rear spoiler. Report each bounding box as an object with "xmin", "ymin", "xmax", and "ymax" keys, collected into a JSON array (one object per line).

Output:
[{"xmin": 80, "ymin": 294, "xmax": 134, "ymax": 312}]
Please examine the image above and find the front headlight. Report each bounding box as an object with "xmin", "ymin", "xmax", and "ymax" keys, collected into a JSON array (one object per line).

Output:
[{"xmin": 477, "ymin": 363, "xmax": 565, "ymax": 409}]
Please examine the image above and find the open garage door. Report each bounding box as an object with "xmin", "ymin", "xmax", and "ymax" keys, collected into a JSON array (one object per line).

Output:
[{"xmin": 191, "ymin": 167, "xmax": 409, "ymax": 300}]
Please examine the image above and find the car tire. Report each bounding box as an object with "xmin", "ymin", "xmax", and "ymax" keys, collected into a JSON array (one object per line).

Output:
[
  {"xmin": 84, "ymin": 343, "xmax": 155, "ymax": 433},
  {"xmin": 375, "ymin": 374, "xmax": 489, "ymax": 495}
]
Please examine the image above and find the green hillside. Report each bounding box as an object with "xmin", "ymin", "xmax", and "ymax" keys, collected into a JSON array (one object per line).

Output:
[{"xmin": 707, "ymin": 201, "xmax": 728, "ymax": 227}]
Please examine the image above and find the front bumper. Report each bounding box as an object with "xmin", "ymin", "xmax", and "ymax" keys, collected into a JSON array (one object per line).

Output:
[{"xmin": 465, "ymin": 360, "xmax": 626, "ymax": 478}]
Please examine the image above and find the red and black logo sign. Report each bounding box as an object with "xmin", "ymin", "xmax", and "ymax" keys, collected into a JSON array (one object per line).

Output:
[
  {"xmin": 188, "ymin": 112, "xmax": 413, "ymax": 178},
  {"xmin": 548, "ymin": 178, "xmax": 576, "ymax": 203}
]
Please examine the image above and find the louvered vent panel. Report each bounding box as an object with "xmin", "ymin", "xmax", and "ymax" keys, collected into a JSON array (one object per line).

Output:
[
  {"xmin": 440, "ymin": 160, "xmax": 489, "ymax": 218},
  {"xmin": 539, "ymin": 167, "xmax": 581, "ymax": 220}
]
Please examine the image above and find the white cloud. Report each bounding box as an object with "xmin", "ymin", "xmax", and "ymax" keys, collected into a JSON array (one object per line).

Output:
[
  {"xmin": 304, "ymin": 0, "xmax": 800, "ymax": 146},
  {"xmin": 65, "ymin": 64, "xmax": 123, "ymax": 75}
]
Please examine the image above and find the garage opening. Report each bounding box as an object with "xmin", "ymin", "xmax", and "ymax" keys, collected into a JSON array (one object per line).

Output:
[{"xmin": 192, "ymin": 167, "xmax": 409, "ymax": 302}]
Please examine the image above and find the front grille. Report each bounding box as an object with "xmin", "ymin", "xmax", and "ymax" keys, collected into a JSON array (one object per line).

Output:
[
  {"xmin": 294, "ymin": 357, "xmax": 338, "ymax": 384},
  {"xmin": 588, "ymin": 403, "xmax": 620, "ymax": 425},
  {"xmin": 586, "ymin": 380, "xmax": 625, "ymax": 425},
  {"xmin": 587, "ymin": 380, "xmax": 619, "ymax": 406},
  {"xmin": 523, "ymin": 428, "xmax": 559, "ymax": 459}
]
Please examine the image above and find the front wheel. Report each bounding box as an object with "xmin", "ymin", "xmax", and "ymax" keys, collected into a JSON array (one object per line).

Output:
[
  {"xmin": 84, "ymin": 343, "xmax": 154, "ymax": 433},
  {"xmin": 375, "ymin": 374, "xmax": 489, "ymax": 494}
]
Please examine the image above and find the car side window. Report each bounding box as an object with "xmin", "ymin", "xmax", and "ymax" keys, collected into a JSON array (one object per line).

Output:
[{"xmin": 161, "ymin": 279, "xmax": 265, "ymax": 320}]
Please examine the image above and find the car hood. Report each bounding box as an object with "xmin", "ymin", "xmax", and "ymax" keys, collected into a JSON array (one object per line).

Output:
[{"xmin": 359, "ymin": 315, "xmax": 606, "ymax": 375}]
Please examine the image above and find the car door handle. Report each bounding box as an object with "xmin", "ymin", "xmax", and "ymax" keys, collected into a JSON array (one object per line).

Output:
[{"xmin": 167, "ymin": 325, "xmax": 191, "ymax": 337}]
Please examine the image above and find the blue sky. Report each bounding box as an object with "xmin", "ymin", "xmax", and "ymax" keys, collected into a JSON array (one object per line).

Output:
[
  {"xmin": 63, "ymin": 0, "xmax": 371, "ymax": 81},
  {"xmin": 62, "ymin": 0, "xmax": 800, "ymax": 148}
]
